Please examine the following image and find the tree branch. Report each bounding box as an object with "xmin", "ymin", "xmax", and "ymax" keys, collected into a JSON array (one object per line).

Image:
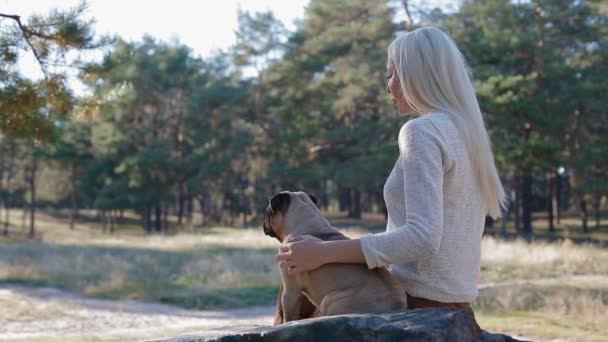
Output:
[
  {"xmin": 401, "ymin": 0, "xmax": 414, "ymax": 31},
  {"xmin": 1, "ymin": 12, "xmax": 49, "ymax": 79}
]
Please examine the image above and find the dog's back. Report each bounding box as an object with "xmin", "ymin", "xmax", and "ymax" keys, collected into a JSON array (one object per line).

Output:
[{"xmin": 296, "ymin": 229, "xmax": 408, "ymax": 315}]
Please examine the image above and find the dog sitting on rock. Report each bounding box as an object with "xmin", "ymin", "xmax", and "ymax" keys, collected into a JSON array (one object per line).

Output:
[{"xmin": 263, "ymin": 191, "xmax": 407, "ymax": 323}]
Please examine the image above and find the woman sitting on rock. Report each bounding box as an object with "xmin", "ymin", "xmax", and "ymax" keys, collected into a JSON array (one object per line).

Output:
[{"xmin": 274, "ymin": 26, "xmax": 507, "ymax": 324}]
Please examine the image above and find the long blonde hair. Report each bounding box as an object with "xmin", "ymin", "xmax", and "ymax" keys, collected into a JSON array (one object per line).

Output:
[{"xmin": 387, "ymin": 26, "xmax": 507, "ymax": 219}]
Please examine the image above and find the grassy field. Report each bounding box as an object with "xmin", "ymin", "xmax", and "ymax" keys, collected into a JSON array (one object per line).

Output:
[{"xmin": 0, "ymin": 208, "xmax": 607, "ymax": 341}]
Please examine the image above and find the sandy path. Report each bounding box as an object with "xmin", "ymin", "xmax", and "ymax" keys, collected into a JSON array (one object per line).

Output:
[
  {"xmin": 0, "ymin": 284, "xmax": 275, "ymax": 341},
  {"xmin": 4, "ymin": 276, "xmax": 603, "ymax": 341}
]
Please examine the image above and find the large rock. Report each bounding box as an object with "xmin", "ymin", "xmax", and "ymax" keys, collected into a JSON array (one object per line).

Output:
[{"xmin": 149, "ymin": 308, "xmax": 525, "ymax": 342}]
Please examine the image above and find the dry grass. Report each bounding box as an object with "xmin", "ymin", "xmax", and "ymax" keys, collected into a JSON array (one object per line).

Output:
[
  {"xmin": 479, "ymin": 236, "xmax": 608, "ymax": 283},
  {"xmin": 474, "ymin": 279, "xmax": 608, "ymax": 335},
  {"xmin": 0, "ymin": 241, "xmax": 281, "ymax": 308},
  {"xmin": 0, "ymin": 295, "xmax": 74, "ymax": 322},
  {"xmin": 476, "ymin": 310, "xmax": 608, "ymax": 342},
  {"xmin": 475, "ymin": 236, "xmax": 608, "ymax": 341}
]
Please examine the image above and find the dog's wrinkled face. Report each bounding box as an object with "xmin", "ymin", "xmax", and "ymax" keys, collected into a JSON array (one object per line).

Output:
[{"xmin": 263, "ymin": 191, "xmax": 319, "ymax": 241}]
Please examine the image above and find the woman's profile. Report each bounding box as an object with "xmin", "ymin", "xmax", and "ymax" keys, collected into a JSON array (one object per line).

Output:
[{"xmin": 273, "ymin": 26, "xmax": 507, "ymax": 324}]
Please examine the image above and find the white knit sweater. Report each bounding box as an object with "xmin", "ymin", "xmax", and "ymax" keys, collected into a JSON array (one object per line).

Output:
[{"xmin": 360, "ymin": 111, "xmax": 486, "ymax": 303}]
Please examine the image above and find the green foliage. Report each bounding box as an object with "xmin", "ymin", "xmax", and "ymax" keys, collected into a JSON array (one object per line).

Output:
[
  {"xmin": 3, "ymin": 0, "xmax": 606, "ymax": 229},
  {"xmin": 443, "ymin": 0, "xmax": 607, "ymax": 231},
  {"xmin": 0, "ymin": 2, "xmax": 113, "ymax": 142},
  {"xmin": 232, "ymin": 9, "xmax": 287, "ymax": 71},
  {"xmin": 255, "ymin": 0, "xmax": 400, "ymax": 203}
]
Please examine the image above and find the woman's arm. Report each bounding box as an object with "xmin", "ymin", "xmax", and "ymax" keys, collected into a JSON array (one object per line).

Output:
[
  {"xmin": 277, "ymin": 236, "xmax": 365, "ymax": 275},
  {"xmin": 357, "ymin": 119, "xmax": 447, "ymax": 269},
  {"xmin": 322, "ymin": 239, "xmax": 366, "ymax": 264},
  {"xmin": 278, "ymin": 119, "xmax": 448, "ymax": 274}
]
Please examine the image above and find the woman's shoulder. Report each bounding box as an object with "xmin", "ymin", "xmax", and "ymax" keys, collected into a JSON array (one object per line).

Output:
[
  {"xmin": 397, "ymin": 112, "xmax": 457, "ymax": 167},
  {"xmin": 398, "ymin": 112, "xmax": 450, "ymax": 139}
]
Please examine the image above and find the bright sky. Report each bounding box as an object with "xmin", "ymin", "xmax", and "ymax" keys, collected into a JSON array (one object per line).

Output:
[
  {"xmin": 3, "ymin": 0, "xmax": 457, "ymax": 92},
  {"xmin": 3, "ymin": 0, "xmax": 309, "ymax": 83}
]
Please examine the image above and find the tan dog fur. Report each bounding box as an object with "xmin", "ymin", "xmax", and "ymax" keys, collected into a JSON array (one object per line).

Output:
[{"xmin": 263, "ymin": 191, "xmax": 407, "ymax": 322}]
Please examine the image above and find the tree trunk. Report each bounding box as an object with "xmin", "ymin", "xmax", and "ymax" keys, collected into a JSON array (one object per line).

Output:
[
  {"xmin": 255, "ymin": 75, "xmax": 262, "ymax": 122},
  {"xmin": 1, "ymin": 158, "xmax": 6, "ymax": 236},
  {"xmin": 177, "ymin": 180, "xmax": 185, "ymax": 226},
  {"xmin": 337, "ymin": 187, "xmax": 344, "ymax": 212},
  {"xmin": 521, "ymin": 169, "xmax": 533, "ymax": 234},
  {"xmin": 4, "ymin": 141, "xmax": 17, "ymax": 235},
  {"xmin": 22, "ymin": 152, "xmax": 29, "ymax": 231},
  {"xmin": 162, "ymin": 203, "xmax": 168, "ymax": 232},
  {"xmin": 360, "ymin": 191, "xmax": 368, "ymax": 213},
  {"xmin": 320, "ymin": 180, "xmax": 329, "ymax": 212},
  {"xmin": 2, "ymin": 199, "xmax": 8, "ymax": 236},
  {"xmin": 556, "ymin": 172, "xmax": 562, "ymax": 224},
  {"xmin": 155, "ymin": 204, "xmax": 162, "ymax": 232},
  {"xmin": 338, "ymin": 186, "xmax": 350, "ymax": 213},
  {"xmin": 514, "ymin": 174, "xmax": 521, "ymax": 232},
  {"xmin": 70, "ymin": 164, "xmax": 79, "ymax": 230},
  {"xmin": 401, "ymin": 0, "xmax": 414, "ymax": 30},
  {"xmin": 101, "ymin": 210, "xmax": 107, "ymax": 233},
  {"xmin": 215, "ymin": 195, "xmax": 224, "ymax": 223},
  {"xmin": 28, "ymin": 154, "xmax": 38, "ymax": 239},
  {"xmin": 186, "ymin": 191, "xmax": 193, "ymax": 230},
  {"xmin": 241, "ymin": 184, "xmax": 248, "ymax": 226},
  {"xmin": 547, "ymin": 171, "xmax": 555, "ymax": 232},
  {"xmin": 580, "ymin": 198, "xmax": 588, "ymax": 233},
  {"xmin": 196, "ymin": 196, "xmax": 206, "ymax": 227},
  {"xmin": 349, "ymin": 189, "xmax": 361, "ymax": 219},
  {"xmin": 594, "ymin": 195, "xmax": 601, "ymax": 230},
  {"xmin": 21, "ymin": 204, "xmax": 27, "ymax": 230},
  {"xmin": 2, "ymin": 142, "xmax": 15, "ymax": 236},
  {"xmin": 109, "ymin": 210, "xmax": 115, "ymax": 234},
  {"xmin": 2, "ymin": 205, "xmax": 8, "ymax": 236},
  {"xmin": 563, "ymin": 174, "xmax": 572, "ymax": 215},
  {"xmin": 144, "ymin": 206, "xmax": 152, "ymax": 233}
]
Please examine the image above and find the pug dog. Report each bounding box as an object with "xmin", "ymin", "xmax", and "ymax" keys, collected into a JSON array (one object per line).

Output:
[{"xmin": 263, "ymin": 191, "xmax": 407, "ymax": 322}]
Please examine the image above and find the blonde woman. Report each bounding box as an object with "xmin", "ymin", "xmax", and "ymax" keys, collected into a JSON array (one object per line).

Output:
[{"xmin": 273, "ymin": 26, "xmax": 507, "ymax": 324}]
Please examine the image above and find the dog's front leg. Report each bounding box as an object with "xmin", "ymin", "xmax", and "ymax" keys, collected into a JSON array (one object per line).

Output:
[{"xmin": 280, "ymin": 268, "xmax": 302, "ymax": 323}]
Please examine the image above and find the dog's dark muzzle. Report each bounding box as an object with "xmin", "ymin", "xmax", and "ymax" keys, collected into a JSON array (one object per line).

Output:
[{"xmin": 263, "ymin": 208, "xmax": 277, "ymax": 238}]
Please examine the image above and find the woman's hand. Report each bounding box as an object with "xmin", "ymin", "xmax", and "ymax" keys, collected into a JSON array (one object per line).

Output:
[{"xmin": 276, "ymin": 235, "xmax": 326, "ymax": 275}]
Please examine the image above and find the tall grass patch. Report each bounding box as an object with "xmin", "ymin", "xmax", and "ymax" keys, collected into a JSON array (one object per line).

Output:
[{"xmin": 0, "ymin": 241, "xmax": 280, "ymax": 309}]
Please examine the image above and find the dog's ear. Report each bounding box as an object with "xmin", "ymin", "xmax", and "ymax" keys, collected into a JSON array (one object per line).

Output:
[
  {"xmin": 308, "ymin": 193, "xmax": 320, "ymax": 208},
  {"xmin": 269, "ymin": 192, "xmax": 291, "ymax": 215}
]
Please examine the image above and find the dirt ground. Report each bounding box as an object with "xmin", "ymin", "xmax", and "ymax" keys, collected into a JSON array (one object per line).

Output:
[
  {"xmin": 0, "ymin": 284, "xmax": 275, "ymax": 341},
  {"xmin": 3, "ymin": 276, "xmax": 606, "ymax": 341}
]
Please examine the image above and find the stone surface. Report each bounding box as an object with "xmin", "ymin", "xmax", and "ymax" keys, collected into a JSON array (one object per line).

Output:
[{"xmin": 148, "ymin": 308, "xmax": 526, "ymax": 342}]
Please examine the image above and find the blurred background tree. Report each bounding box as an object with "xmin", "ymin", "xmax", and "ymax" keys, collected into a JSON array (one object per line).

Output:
[{"xmin": 1, "ymin": 0, "xmax": 606, "ymax": 237}]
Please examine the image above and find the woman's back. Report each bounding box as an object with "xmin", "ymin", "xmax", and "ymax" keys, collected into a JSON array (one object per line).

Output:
[{"xmin": 362, "ymin": 111, "xmax": 486, "ymax": 303}]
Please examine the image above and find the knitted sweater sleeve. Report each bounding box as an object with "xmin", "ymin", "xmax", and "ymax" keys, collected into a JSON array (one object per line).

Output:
[{"xmin": 360, "ymin": 119, "xmax": 449, "ymax": 269}]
